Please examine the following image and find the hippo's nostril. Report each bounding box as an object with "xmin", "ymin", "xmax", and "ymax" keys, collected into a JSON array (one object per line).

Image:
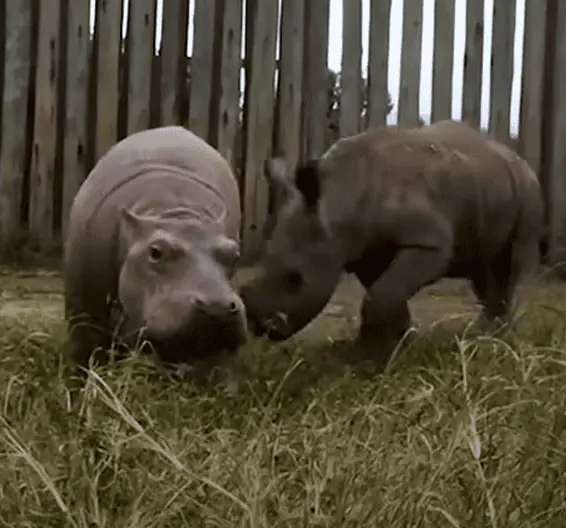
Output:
[{"xmin": 194, "ymin": 296, "xmax": 240, "ymax": 317}]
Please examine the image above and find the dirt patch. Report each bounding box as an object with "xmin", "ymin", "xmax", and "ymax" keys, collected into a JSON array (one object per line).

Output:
[{"xmin": 1, "ymin": 266, "xmax": 564, "ymax": 342}]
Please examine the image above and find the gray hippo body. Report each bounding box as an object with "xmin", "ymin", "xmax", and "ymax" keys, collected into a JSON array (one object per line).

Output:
[
  {"xmin": 64, "ymin": 126, "xmax": 246, "ymax": 370},
  {"xmin": 241, "ymin": 120, "xmax": 543, "ymax": 368}
]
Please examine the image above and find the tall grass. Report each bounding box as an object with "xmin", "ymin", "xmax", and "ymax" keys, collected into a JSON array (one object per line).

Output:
[{"xmin": 1, "ymin": 294, "xmax": 566, "ymax": 526}]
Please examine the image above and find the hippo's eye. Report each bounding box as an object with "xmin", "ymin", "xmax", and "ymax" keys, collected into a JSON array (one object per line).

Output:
[
  {"xmin": 148, "ymin": 244, "xmax": 164, "ymax": 263},
  {"xmin": 284, "ymin": 270, "xmax": 303, "ymax": 290}
]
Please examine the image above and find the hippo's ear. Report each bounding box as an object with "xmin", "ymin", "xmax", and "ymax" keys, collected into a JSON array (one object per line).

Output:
[
  {"xmin": 212, "ymin": 236, "xmax": 241, "ymax": 276},
  {"xmin": 120, "ymin": 208, "xmax": 153, "ymax": 243},
  {"xmin": 294, "ymin": 159, "xmax": 321, "ymax": 210}
]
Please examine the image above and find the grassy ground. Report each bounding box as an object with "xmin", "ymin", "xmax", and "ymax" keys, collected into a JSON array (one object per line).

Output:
[{"xmin": 1, "ymin": 267, "xmax": 566, "ymax": 526}]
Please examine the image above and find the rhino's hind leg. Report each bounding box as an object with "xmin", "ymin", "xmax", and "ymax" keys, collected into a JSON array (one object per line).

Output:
[
  {"xmin": 470, "ymin": 245, "xmax": 523, "ymax": 333},
  {"xmin": 356, "ymin": 295, "xmax": 412, "ymax": 370}
]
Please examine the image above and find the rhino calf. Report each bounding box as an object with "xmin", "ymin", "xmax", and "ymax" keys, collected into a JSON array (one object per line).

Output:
[
  {"xmin": 64, "ymin": 126, "xmax": 247, "ymax": 372},
  {"xmin": 241, "ymin": 120, "xmax": 543, "ymax": 368}
]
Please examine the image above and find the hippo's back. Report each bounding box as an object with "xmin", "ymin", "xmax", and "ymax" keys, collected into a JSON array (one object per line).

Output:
[{"xmin": 68, "ymin": 126, "xmax": 240, "ymax": 242}]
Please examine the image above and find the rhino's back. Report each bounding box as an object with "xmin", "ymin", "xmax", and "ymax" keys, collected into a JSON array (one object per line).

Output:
[
  {"xmin": 64, "ymin": 126, "xmax": 241, "ymax": 321},
  {"xmin": 321, "ymin": 121, "xmax": 537, "ymax": 262}
]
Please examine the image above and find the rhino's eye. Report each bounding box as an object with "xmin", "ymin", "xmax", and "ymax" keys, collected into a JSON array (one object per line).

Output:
[
  {"xmin": 285, "ymin": 270, "xmax": 303, "ymax": 290},
  {"xmin": 148, "ymin": 244, "xmax": 164, "ymax": 263}
]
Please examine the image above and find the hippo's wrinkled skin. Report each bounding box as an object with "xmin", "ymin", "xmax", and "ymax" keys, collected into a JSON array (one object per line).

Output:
[
  {"xmin": 64, "ymin": 126, "xmax": 247, "ymax": 371},
  {"xmin": 240, "ymin": 120, "xmax": 543, "ymax": 368}
]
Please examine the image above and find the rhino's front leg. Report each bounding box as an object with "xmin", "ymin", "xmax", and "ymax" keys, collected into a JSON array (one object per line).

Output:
[
  {"xmin": 357, "ymin": 296, "xmax": 412, "ymax": 369},
  {"xmin": 356, "ymin": 246, "xmax": 450, "ymax": 368}
]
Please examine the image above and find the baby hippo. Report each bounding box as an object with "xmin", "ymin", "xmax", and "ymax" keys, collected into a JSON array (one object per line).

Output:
[{"xmin": 64, "ymin": 126, "xmax": 247, "ymax": 372}]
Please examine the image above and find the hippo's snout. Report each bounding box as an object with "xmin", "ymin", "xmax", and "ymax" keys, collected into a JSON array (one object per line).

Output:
[{"xmin": 194, "ymin": 296, "xmax": 240, "ymax": 318}]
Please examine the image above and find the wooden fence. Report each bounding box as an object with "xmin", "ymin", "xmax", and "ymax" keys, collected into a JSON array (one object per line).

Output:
[{"xmin": 0, "ymin": 0, "xmax": 565, "ymax": 264}]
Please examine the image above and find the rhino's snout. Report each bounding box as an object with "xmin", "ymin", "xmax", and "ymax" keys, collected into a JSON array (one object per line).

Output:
[{"xmin": 264, "ymin": 312, "xmax": 289, "ymax": 341}]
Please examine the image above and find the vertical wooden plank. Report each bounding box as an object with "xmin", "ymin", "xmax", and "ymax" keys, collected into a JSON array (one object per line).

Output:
[
  {"xmin": 126, "ymin": 0, "xmax": 156, "ymax": 134},
  {"xmin": 367, "ymin": 0, "xmax": 392, "ymax": 127},
  {"xmin": 489, "ymin": 0, "xmax": 516, "ymax": 142},
  {"xmin": 546, "ymin": 0, "xmax": 566, "ymax": 261},
  {"xmin": 540, "ymin": 0, "xmax": 558, "ymax": 260},
  {"xmin": 431, "ymin": 0, "xmax": 455, "ymax": 123},
  {"xmin": 519, "ymin": 0, "xmax": 547, "ymax": 177},
  {"xmin": 241, "ymin": 0, "xmax": 279, "ymax": 261},
  {"xmin": 94, "ymin": 0, "xmax": 123, "ymax": 160},
  {"xmin": 303, "ymin": 0, "xmax": 330, "ymax": 158},
  {"xmin": 268, "ymin": 0, "xmax": 303, "ymax": 241},
  {"xmin": 242, "ymin": 0, "xmax": 256, "ymax": 177},
  {"xmin": 276, "ymin": 0, "xmax": 304, "ymax": 166},
  {"xmin": 61, "ymin": 0, "xmax": 90, "ymax": 239},
  {"xmin": 0, "ymin": 0, "xmax": 5, "ymax": 132},
  {"xmin": 189, "ymin": 0, "xmax": 219, "ymax": 141},
  {"xmin": 28, "ymin": 0, "xmax": 61, "ymax": 247},
  {"xmin": 340, "ymin": 0, "xmax": 362, "ymax": 137},
  {"xmin": 462, "ymin": 0, "xmax": 484, "ymax": 128},
  {"xmin": 0, "ymin": 1, "xmax": 33, "ymax": 249},
  {"xmin": 216, "ymin": 0, "xmax": 243, "ymax": 168},
  {"xmin": 398, "ymin": 0, "xmax": 423, "ymax": 127},
  {"xmin": 53, "ymin": 0, "xmax": 68, "ymax": 236},
  {"xmin": 160, "ymin": 0, "xmax": 189, "ymax": 126}
]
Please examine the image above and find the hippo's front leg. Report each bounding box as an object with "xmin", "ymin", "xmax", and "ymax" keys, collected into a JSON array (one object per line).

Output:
[{"xmin": 355, "ymin": 246, "xmax": 450, "ymax": 369}]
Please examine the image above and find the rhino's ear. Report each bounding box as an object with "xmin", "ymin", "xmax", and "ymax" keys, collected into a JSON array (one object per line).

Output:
[
  {"xmin": 264, "ymin": 157, "xmax": 293, "ymax": 194},
  {"xmin": 120, "ymin": 208, "xmax": 154, "ymax": 244},
  {"xmin": 294, "ymin": 159, "xmax": 321, "ymax": 210}
]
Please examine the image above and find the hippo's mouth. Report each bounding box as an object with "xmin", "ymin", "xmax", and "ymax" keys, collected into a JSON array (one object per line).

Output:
[{"xmin": 144, "ymin": 324, "xmax": 246, "ymax": 363}]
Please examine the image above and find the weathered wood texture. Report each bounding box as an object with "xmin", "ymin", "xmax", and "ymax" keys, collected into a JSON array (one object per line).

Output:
[
  {"xmin": 0, "ymin": 0, "xmax": 563, "ymax": 262},
  {"xmin": 61, "ymin": 0, "xmax": 89, "ymax": 239},
  {"xmin": 302, "ymin": 0, "xmax": 330, "ymax": 158},
  {"xmin": 340, "ymin": 0, "xmax": 362, "ymax": 137},
  {"xmin": 0, "ymin": 1, "xmax": 34, "ymax": 253},
  {"xmin": 216, "ymin": 0, "xmax": 243, "ymax": 168},
  {"xmin": 28, "ymin": 0, "xmax": 62, "ymax": 248},
  {"xmin": 159, "ymin": 0, "xmax": 189, "ymax": 126},
  {"xmin": 126, "ymin": 0, "xmax": 156, "ymax": 134},
  {"xmin": 431, "ymin": 0, "xmax": 455, "ymax": 122},
  {"xmin": 275, "ymin": 0, "xmax": 304, "ymax": 166},
  {"xmin": 94, "ymin": 0, "xmax": 122, "ymax": 161},
  {"xmin": 462, "ymin": 0, "xmax": 484, "ymax": 128},
  {"xmin": 188, "ymin": 0, "xmax": 219, "ymax": 142},
  {"xmin": 367, "ymin": 0, "xmax": 392, "ymax": 127},
  {"xmin": 545, "ymin": 0, "xmax": 566, "ymax": 261},
  {"xmin": 241, "ymin": 0, "xmax": 279, "ymax": 261},
  {"xmin": 519, "ymin": 0, "xmax": 547, "ymax": 177},
  {"xmin": 489, "ymin": 0, "xmax": 517, "ymax": 142},
  {"xmin": 398, "ymin": 0, "xmax": 423, "ymax": 126}
]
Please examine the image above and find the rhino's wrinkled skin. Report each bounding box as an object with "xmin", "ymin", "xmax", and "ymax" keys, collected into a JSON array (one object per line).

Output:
[
  {"xmin": 64, "ymin": 126, "xmax": 247, "ymax": 371},
  {"xmin": 241, "ymin": 120, "xmax": 543, "ymax": 367}
]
